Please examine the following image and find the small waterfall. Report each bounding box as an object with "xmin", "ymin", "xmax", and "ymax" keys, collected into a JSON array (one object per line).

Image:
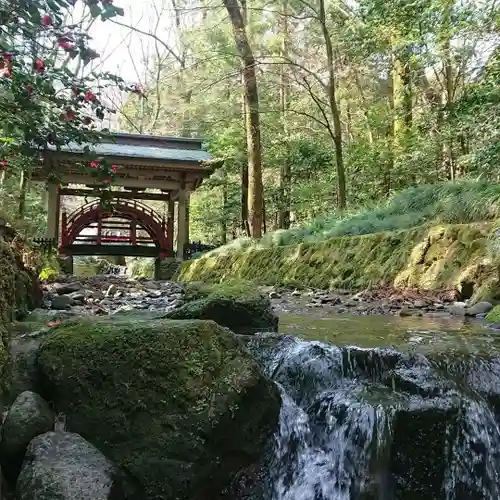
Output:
[
  {"xmin": 248, "ymin": 335, "xmax": 500, "ymax": 500},
  {"xmin": 271, "ymin": 388, "xmax": 393, "ymax": 500},
  {"xmin": 444, "ymin": 399, "xmax": 500, "ymax": 499}
]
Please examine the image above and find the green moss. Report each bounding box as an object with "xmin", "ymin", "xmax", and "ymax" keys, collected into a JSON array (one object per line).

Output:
[
  {"xmin": 178, "ymin": 222, "xmax": 500, "ymax": 302},
  {"xmin": 486, "ymin": 306, "xmax": 500, "ymax": 323},
  {"xmin": 174, "ymin": 279, "xmax": 278, "ymax": 333},
  {"xmin": 37, "ymin": 317, "xmax": 280, "ymax": 499}
]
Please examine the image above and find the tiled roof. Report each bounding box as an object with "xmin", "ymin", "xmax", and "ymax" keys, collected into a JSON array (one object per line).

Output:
[{"xmin": 49, "ymin": 142, "xmax": 211, "ymax": 163}]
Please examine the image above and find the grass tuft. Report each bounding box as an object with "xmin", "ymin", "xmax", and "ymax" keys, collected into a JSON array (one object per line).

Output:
[{"xmin": 206, "ymin": 182, "xmax": 500, "ymax": 256}]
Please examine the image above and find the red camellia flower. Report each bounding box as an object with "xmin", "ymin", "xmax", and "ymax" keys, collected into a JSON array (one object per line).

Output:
[
  {"xmin": 34, "ymin": 59, "xmax": 45, "ymax": 74},
  {"xmin": 84, "ymin": 90, "xmax": 97, "ymax": 102},
  {"xmin": 1, "ymin": 160, "xmax": 7, "ymax": 170},
  {"xmin": 0, "ymin": 54, "xmax": 13, "ymax": 77},
  {"xmin": 58, "ymin": 39, "xmax": 75, "ymax": 51},
  {"xmin": 41, "ymin": 15, "xmax": 52, "ymax": 26},
  {"xmin": 111, "ymin": 164, "xmax": 118, "ymax": 172},
  {"xmin": 0, "ymin": 53, "xmax": 13, "ymax": 62},
  {"xmin": 89, "ymin": 160, "xmax": 99, "ymax": 168},
  {"xmin": 61, "ymin": 108, "xmax": 76, "ymax": 121}
]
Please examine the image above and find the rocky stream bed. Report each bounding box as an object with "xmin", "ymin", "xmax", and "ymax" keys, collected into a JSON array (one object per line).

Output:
[{"xmin": 3, "ymin": 274, "xmax": 500, "ymax": 499}]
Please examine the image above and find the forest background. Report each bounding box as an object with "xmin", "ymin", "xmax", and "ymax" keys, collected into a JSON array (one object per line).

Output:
[{"xmin": 1, "ymin": 0, "xmax": 499, "ymax": 250}]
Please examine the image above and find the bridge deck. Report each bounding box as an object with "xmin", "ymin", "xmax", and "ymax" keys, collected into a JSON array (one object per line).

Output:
[{"xmin": 63, "ymin": 244, "xmax": 166, "ymax": 258}]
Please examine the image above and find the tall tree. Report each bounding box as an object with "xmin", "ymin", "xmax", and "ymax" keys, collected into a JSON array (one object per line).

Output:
[{"xmin": 223, "ymin": 0, "xmax": 263, "ymax": 238}]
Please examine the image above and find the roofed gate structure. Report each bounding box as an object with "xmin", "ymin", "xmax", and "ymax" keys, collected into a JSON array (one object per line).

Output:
[{"xmin": 33, "ymin": 132, "xmax": 218, "ymax": 278}]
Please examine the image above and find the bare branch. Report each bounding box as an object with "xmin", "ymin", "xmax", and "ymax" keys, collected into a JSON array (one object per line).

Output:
[{"xmin": 110, "ymin": 19, "xmax": 184, "ymax": 67}]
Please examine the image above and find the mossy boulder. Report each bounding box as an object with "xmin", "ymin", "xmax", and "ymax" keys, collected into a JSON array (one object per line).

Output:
[
  {"xmin": 36, "ymin": 317, "xmax": 281, "ymax": 499},
  {"xmin": 167, "ymin": 279, "xmax": 279, "ymax": 334}
]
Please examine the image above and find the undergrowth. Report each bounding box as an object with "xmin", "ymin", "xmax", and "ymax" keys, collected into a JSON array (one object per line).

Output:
[{"xmin": 209, "ymin": 182, "xmax": 500, "ymax": 254}]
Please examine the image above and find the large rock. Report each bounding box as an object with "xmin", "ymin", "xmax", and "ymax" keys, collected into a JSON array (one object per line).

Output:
[
  {"xmin": 37, "ymin": 317, "xmax": 281, "ymax": 499},
  {"xmin": 166, "ymin": 296, "xmax": 278, "ymax": 334},
  {"xmin": 16, "ymin": 431, "xmax": 131, "ymax": 500},
  {"xmin": 53, "ymin": 282, "xmax": 82, "ymax": 295},
  {"xmin": 0, "ymin": 391, "xmax": 54, "ymax": 480},
  {"xmin": 50, "ymin": 295, "xmax": 74, "ymax": 310},
  {"xmin": 465, "ymin": 301, "xmax": 493, "ymax": 316}
]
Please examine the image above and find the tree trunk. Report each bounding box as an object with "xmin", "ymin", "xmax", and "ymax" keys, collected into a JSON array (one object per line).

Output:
[
  {"xmin": 224, "ymin": 0, "xmax": 263, "ymax": 238},
  {"xmin": 239, "ymin": 0, "xmax": 250, "ymax": 236},
  {"xmin": 18, "ymin": 165, "xmax": 31, "ymax": 219},
  {"xmin": 318, "ymin": 0, "xmax": 346, "ymax": 209},
  {"xmin": 442, "ymin": 1, "xmax": 456, "ymax": 180},
  {"xmin": 221, "ymin": 178, "xmax": 228, "ymax": 244},
  {"xmin": 278, "ymin": 0, "xmax": 291, "ymax": 229},
  {"xmin": 389, "ymin": 40, "xmax": 414, "ymax": 191},
  {"xmin": 240, "ymin": 73, "xmax": 249, "ymax": 236},
  {"xmin": 353, "ymin": 71, "xmax": 374, "ymax": 144}
]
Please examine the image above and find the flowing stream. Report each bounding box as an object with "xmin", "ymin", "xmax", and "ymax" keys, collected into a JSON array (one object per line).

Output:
[{"xmin": 245, "ymin": 312, "xmax": 500, "ymax": 500}]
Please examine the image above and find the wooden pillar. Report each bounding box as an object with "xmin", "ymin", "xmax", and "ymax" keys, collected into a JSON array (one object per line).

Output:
[
  {"xmin": 97, "ymin": 214, "xmax": 102, "ymax": 245},
  {"xmin": 167, "ymin": 195, "xmax": 174, "ymax": 255},
  {"xmin": 131, "ymin": 218, "xmax": 137, "ymax": 245},
  {"xmin": 47, "ymin": 182, "xmax": 59, "ymax": 242},
  {"xmin": 184, "ymin": 191, "xmax": 190, "ymax": 245},
  {"xmin": 41, "ymin": 186, "xmax": 48, "ymax": 210},
  {"xmin": 177, "ymin": 189, "xmax": 187, "ymax": 260}
]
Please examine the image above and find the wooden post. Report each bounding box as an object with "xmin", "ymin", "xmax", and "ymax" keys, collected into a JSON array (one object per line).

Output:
[
  {"xmin": 96, "ymin": 213, "xmax": 102, "ymax": 245},
  {"xmin": 47, "ymin": 182, "xmax": 59, "ymax": 242},
  {"xmin": 167, "ymin": 194, "xmax": 174, "ymax": 255},
  {"xmin": 177, "ymin": 190, "xmax": 187, "ymax": 260},
  {"xmin": 184, "ymin": 191, "xmax": 190, "ymax": 245},
  {"xmin": 131, "ymin": 218, "xmax": 137, "ymax": 245},
  {"xmin": 60, "ymin": 212, "xmax": 68, "ymax": 246}
]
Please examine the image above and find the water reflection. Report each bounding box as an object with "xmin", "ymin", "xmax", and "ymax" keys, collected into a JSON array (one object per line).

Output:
[{"xmin": 278, "ymin": 311, "xmax": 499, "ymax": 355}]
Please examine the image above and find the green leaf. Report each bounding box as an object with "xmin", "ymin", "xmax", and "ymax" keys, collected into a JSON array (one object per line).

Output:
[
  {"xmin": 47, "ymin": 0, "xmax": 63, "ymax": 13},
  {"xmin": 28, "ymin": 5, "xmax": 41, "ymax": 24},
  {"xmin": 89, "ymin": 4, "xmax": 101, "ymax": 18}
]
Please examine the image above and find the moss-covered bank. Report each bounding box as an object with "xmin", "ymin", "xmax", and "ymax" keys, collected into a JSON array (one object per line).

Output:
[
  {"xmin": 178, "ymin": 223, "xmax": 500, "ymax": 302},
  {"xmin": 0, "ymin": 227, "xmax": 42, "ymax": 403}
]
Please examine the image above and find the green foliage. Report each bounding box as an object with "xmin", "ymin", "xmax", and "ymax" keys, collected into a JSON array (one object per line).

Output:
[
  {"xmin": 486, "ymin": 306, "xmax": 500, "ymax": 323},
  {"xmin": 113, "ymin": 0, "xmax": 498, "ymax": 246},
  {"xmin": 39, "ymin": 267, "xmax": 57, "ymax": 281}
]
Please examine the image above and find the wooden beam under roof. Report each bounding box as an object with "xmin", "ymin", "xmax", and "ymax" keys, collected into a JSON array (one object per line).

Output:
[{"xmin": 60, "ymin": 188, "xmax": 174, "ymax": 201}]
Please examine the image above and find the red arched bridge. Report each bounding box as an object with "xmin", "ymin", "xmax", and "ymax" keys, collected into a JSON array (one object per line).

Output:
[{"xmin": 59, "ymin": 199, "xmax": 173, "ymax": 259}]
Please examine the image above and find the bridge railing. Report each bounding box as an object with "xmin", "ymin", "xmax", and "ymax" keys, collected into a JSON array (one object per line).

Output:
[
  {"xmin": 65, "ymin": 199, "xmax": 165, "ymax": 228},
  {"xmin": 33, "ymin": 237, "xmax": 57, "ymax": 254},
  {"xmin": 63, "ymin": 198, "xmax": 168, "ymax": 248}
]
